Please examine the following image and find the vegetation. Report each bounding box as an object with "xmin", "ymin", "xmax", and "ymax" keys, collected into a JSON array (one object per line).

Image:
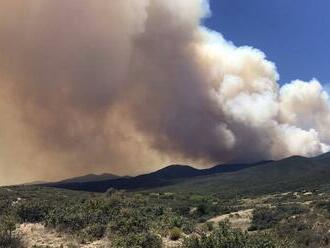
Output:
[
  {"xmin": 50, "ymin": 152, "xmax": 330, "ymax": 198},
  {"xmin": 0, "ymin": 214, "xmax": 22, "ymax": 248},
  {"xmin": 148, "ymin": 153, "xmax": 330, "ymax": 197},
  {"xmin": 249, "ymin": 204, "xmax": 308, "ymax": 231},
  {"xmin": 2, "ymin": 176, "xmax": 330, "ymax": 247},
  {"xmin": 182, "ymin": 222, "xmax": 295, "ymax": 248},
  {"xmin": 169, "ymin": 227, "xmax": 182, "ymax": 241}
]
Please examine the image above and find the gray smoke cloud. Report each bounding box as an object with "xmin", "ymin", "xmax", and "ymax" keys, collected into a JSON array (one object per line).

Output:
[{"xmin": 0, "ymin": 0, "xmax": 329, "ymax": 184}]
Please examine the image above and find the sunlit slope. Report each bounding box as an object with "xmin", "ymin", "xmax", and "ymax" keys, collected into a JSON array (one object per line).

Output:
[{"xmin": 155, "ymin": 153, "xmax": 330, "ymax": 196}]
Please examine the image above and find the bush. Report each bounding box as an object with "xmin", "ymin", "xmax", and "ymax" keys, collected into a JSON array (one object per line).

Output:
[
  {"xmin": 107, "ymin": 209, "xmax": 149, "ymax": 236},
  {"xmin": 105, "ymin": 188, "xmax": 117, "ymax": 197},
  {"xmin": 80, "ymin": 223, "xmax": 106, "ymax": 241},
  {"xmin": 249, "ymin": 207, "xmax": 280, "ymax": 231},
  {"xmin": 182, "ymin": 221, "xmax": 295, "ymax": 248},
  {"xmin": 204, "ymin": 221, "xmax": 214, "ymax": 232},
  {"xmin": 112, "ymin": 232, "xmax": 162, "ymax": 248},
  {"xmin": 150, "ymin": 206, "xmax": 164, "ymax": 216},
  {"xmin": 183, "ymin": 221, "xmax": 248, "ymax": 248},
  {"xmin": 107, "ymin": 208, "xmax": 162, "ymax": 247},
  {"xmin": 45, "ymin": 198, "xmax": 118, "ymax": 233},
  {"xmin": 173, "ymin": 206, "xmax": 190, "ymax": 216},
  {"xmin": 249, "ymin": 204, "xmax": 308, "ymax": 231},
  {"xmin": 277, "ymin": 203, "xmax": 308, "ymax": 216},
  {"xmin": 196, "ymin": 204, "xmax": 208, "ymax": 216},
  {"xmin": 15, "ymin": 201, "xmax": 49, "ymax": 223},
  {"xmin": 250, "ymin": 233, "xmax": 296, "ymax": 248},
  {"xmin": 0, "ymin": 201, "xmax": 11, "ymax": 216},
  {"xmin": 0, "ymin": 234, "xmax": 22, "ymax": 248},
  {"xmin": 316, "ymin": 201, "xmax": 330, "ymax": 212},
  {"xmin": 181, "ymin": 219, "xmax": 195, "ymax": 234},
  {"xmin": 169, "ymin": 227, "xmax": 181, "ymax": 241},
  {"xmin": 274, "ymin": 214, "xmax": 330, "ymax": 247},
  {"xmin": 0, "ymin": 215, "xmax": 16, "ymax": 234},
  {"xmin": 0, "ymin": 215, "xmax": 23, "ymax": 248}
]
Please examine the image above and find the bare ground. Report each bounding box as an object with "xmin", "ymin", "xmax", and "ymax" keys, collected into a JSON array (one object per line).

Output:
[
  {"xmin": 16, "ymin": 223, "xmax": 184, "ymax": 248},
  {"xmin": 207, "ymin": 209, "xmax": 253, "ymax": 231},
  {"xmin": 16, "ymin": 223, "xmax": 109, "ymax": 248}
]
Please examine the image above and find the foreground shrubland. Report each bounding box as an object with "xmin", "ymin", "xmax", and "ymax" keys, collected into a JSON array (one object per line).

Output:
[
  {"xmin": 2, "ymin": 186, "xmax": 330, "ymax": 247},
  {"xmin": 182, "ymin": 222, "xmax": 295, "ymax": 248}
]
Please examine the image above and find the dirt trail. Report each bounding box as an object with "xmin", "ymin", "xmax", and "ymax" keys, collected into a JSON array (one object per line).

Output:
[
  {"xmin": 17, "ymin": 223, "xmax": 183, "ymax": 248},
  {"xmin": 16, "ymin": 223, "xmax": 109, "ymax": 248},
  {"xmin": 208, "ymin": 209, "xmax": 253, "ymax": 231}
]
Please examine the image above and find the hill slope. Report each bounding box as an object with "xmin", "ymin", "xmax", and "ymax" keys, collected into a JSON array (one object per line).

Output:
[
  {"xmin": 58, "ymin": 173, "xmax": 121, "ymax": 184},
  {"xmin": 47, "ymin": 162, "xmax": 266, "ymax": 192},
  {"xmin": 48, "ymin": 152, "xmax": 330, "ymax": 195},
  {"xmin": 155, "ymin": 153, "xmax": 330, "ymax": 196}
]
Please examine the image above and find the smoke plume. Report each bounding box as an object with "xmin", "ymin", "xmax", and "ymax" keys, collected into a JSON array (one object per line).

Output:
[{"xmin": 0, "ymin": 0, "xmax": 329, "ymax": 184}]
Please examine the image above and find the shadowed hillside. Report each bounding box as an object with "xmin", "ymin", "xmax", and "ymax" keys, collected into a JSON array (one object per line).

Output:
[
  {"xmin": 46, "ymin": 162, "xmax": 269, "ymax": 192},
  {"xmin": 47, "ymin": 152, "xmax": 330, "ymax": 196},
  {"xmin": 58, "ymin": 173, "xmax": 121, "ymax": 184}
]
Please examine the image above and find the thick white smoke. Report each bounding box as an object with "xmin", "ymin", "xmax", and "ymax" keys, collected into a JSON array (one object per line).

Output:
[
  {"xmin": 0, "ymin": 0, "xmax": 329, "ymax": 184},
  {"xmin": 198, "ymin": 30, "xmax": 330, "ymax": 160}
]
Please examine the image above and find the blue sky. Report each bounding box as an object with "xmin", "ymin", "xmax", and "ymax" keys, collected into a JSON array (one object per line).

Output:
[{"xmin": 204, "ymin": 0, "xmax": 330, "ymax": 85}]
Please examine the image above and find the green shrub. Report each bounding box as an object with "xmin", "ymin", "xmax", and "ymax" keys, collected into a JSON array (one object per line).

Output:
[
  {"xmin": 0, "ymin": 215, "xmax": 16, "ymax": 234},
  {"xmin": 107, "ymin": 208, "xmax": 162, "ymax": 247},
  {"xmin": 249, "ymin": 204, "xmax": 308, "ymax": 232},
  {"xmin": 173, "ymin": 206, "xmax": 190, "ymax": 216},
  {"xmin": 0, "ymin": 215, "xmax": 23, "ymax": 248},
  {"xmin": 204, "ymin": 221, "xmax": 214, "ymax": 232},
  {"xmin": 181, "ymin": 219, "xmax": 195, "ymax": 234},
  {"xmin": 274, "ymin": 214, "xmax": 330, "ymax": 248},
  {"xmin": 80, "ymin": 223, "xmax": 106, "ymax": 241},
  {"xmin": 149, "ymin": 206, "xmax": 164, "ymax": 216},
  {"xmin": 316, "ymin": 201, "xmax": 330, "ymax": 212},
  {"xmin": 182, "ymin": 235, "xmax": 201, "ymax": 248},
  {"xmin": 15, "ymin": 201, "xmax": 49, "ymax": 223},
  {"xmin": 249, "ymin": 207, "xmax": 280, "ymax": 231},
  {"xmin": 277, "ymin": 203, "xmax": 308, "ymax": 216},
  {"xmin": 183, "ymin": 224, "xmax": 249, "ymax": 247},
  {"xmin": 250, "ymin": 233, "xmax": 296, "ymax": 248},
  {"xmin": 0, "ymin": 234, "xmax": 22, "ymax": 248},
  {"xmin": 45, "ymin": 198, "xmax": 118, "ymax": 233},
  {"xmin": 105, "ymin": 188, "xmax": 117, "ymax": 197},
  {"xmin": 183, "ymin": 222, "xmax": 295, "ymax": 248},
  {"xmin": 107, "ymin": 209, "xmax": 149, "ymax": 236},
  {"xmin": 0, "ymin": 201, "xmax": 11, "ymax": 216},
  {"xmin": 196, "ymin": 204, "xmax": 208, "ymax": 216},
  {"xmin": 169, "ymin": 227, "xmax": 182, "ymax": 241},
  {"xmin": 112, "ymin": 232, "xmax": 162, "ymax": 248}
]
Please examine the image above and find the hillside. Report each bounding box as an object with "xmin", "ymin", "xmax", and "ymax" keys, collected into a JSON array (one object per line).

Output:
[
  {"xmin": 48, "ymin": 152, "xmax": 330, "ymax": 195},
  {"xmin": 57, "ymin": 173, "xmax": 121, "ymax": 184},
  {"xmin": 156, "ymin": 153, "xmax": 330, "ymax": 196},
  {"xmin": 4, "ymin": 153, "xmax": 330, "ymax": 248},
  {"xmin": 47, "ymin": 162, "xmax": 266, "ymax": 192}
]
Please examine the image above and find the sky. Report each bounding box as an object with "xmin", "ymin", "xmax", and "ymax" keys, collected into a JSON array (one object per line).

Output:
[
  {"xmin": 1, "ymin": 0, "xmax": 330, "ymax": 185},
  {"xmin": 205, "ymin": 0, "xmax": 330, "ymax": 85}
]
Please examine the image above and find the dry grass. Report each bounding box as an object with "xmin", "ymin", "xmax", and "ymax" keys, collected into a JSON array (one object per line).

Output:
[{"xmin": 207, "ymin": 209, "xmax": 253, "ymax": 231}]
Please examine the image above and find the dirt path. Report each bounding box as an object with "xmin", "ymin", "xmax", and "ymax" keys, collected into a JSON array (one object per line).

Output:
[
  {"xmin": 17, "ymin": 223, "xmax": 183, "ymax": 248},
  {"xmin": 208, "ymin": 209, "xmax": 253, "ymax": 231},
  {"xmin": 16, "ymin": 223, "xmax": 109, "ymax": 248}
]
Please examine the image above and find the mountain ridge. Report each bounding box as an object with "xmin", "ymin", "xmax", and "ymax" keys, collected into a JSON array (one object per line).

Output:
[
  {"xmin": 45, "ymin": 160, "xmax": 272, "ymax": 192},
  {"xmin": 46, "ymin": 152, "xmax": 330, "ymax": 194},
  {"xmin": 58, "ymin": 173, "xmax": 121, "ymax": 184}
]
